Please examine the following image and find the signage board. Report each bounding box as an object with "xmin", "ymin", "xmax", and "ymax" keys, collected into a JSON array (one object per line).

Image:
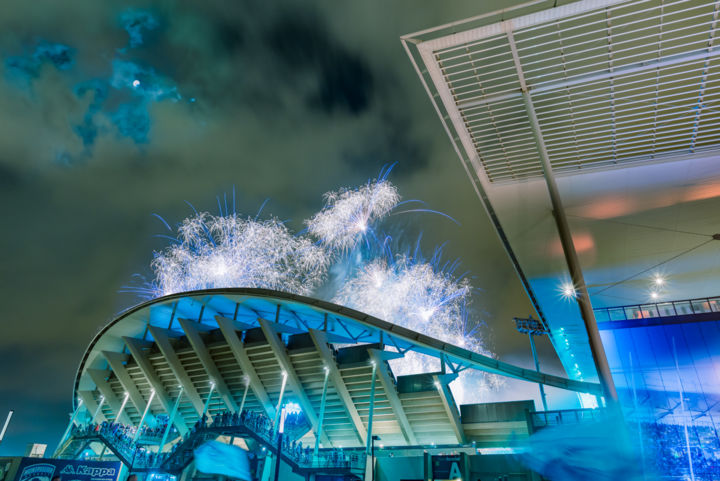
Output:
[
  {"xmin": 431, "ymin": 454, "xmax": 464, "ymax": 480},
  {"xmin": 14, "ymin": 458, "xmax": 120, "ymax": 481}
]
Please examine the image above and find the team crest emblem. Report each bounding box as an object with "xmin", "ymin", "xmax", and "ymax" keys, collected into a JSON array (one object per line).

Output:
[{"xmin": 19, "ymin": 463, "xmax": 56, "ymax": 481}]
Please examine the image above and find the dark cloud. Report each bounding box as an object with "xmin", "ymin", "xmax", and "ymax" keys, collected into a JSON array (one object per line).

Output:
[
  {"xmin": 119, "ymin": 9, "xmax": 160, "ymax": 48},
  {"xmin": 266, "ymin": 10, "xmax": 374, "ymax": 114},
  {"xmin": 214, "ymin": 21, "xmax": 245, "ymax": 53},
  {"xmin": 0, "ymin": 0, "xmax": 559, "ymax": 456},
  {"xmin": 5, "ymin": 41, "xmax": 74, "ymax": 90},
  {"xmin": 0, "ymin": 162, "xmax": 21, "ymax": 188}
]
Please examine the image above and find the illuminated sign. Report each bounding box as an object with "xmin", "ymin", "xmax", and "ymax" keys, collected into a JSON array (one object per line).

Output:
[
  {"xmin": 14, "ymin": 458, "xmax": 120, "ymax": 481},
  {"xmin": 431, "ymin": 454, "xmax": 465, "ymax": 480}
]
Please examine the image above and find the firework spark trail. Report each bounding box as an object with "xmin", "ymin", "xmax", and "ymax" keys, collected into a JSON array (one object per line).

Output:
[
  {"xmin": 306, "ymin": 178, "xmax": 400, "ymax": 253},
  {"xmin": 151, "ymin": 213, "xmax": 330, "ymax": 297},
  {"xmin": 143, "ymin": 176, "xmax": 498, "ymax": 398},
  {"xmin": 331, "ymin": 255, "xmax": 500, "ymax": 401}
]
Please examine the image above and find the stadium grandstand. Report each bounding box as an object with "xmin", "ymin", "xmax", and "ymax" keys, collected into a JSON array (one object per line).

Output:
[{"xmin": 47, "ymin": 288, "xmax": 599, "ymax": 481}]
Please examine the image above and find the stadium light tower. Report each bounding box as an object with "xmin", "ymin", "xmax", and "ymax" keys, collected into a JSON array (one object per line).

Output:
[{"xmin": 513, "ymin": 316, "xmax": 549, "ymax": 411}]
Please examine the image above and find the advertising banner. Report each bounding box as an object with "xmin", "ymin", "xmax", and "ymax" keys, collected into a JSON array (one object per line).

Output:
[{"xmin": 14, "ymin": 458, "xmax": 120, "ymax": 481}]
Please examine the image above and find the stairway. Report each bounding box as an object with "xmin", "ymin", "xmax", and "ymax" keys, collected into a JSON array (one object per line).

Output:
[{"xmin": 62, "ymin": 417, "xmax": 363, "ymax": 480}]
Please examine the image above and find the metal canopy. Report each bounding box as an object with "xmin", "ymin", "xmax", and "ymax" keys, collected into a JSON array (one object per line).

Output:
[
  {"xmin": 405, "ymin": 0, "xmax": 720, "ymax": 183},
  {"xmin": 73, "ymin": 289, "xmax": 601, "ymax": 449},
  {"xmin": 75, "ymin": 289, "xmax": 601, "ymax": 400}
]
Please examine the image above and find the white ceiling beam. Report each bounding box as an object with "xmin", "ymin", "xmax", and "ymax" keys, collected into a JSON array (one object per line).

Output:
[
  {"xmin": 87, "ymin": 369, "xmax": 132, "ymax": 425},
  {"xmin": 177, "ymin": 318, "xmax": 238, "ymax": 412},
  {"xmin": 367, "ymin": 349, "xmax": 417, "ymax": 446},
  {"xmin": 123, "ymin": 336, "xmax": 189, "ymax": 435},
  {"xmin": 215, "ymin": 315, "xmax": 275, "ymax": 418},
  {"xmin": 257, "ymin": 317, "xmax": 331, "ymax": 447},
  {"xmin": 308, "ymin": 328, "xmax": 366, "ymax": 446},
  {"xmin": 147, "ymin": 325, "xmax": 205, "ymax": 416}
]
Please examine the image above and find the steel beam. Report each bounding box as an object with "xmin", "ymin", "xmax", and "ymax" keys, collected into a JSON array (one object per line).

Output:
[
  {"xmin": 147, "ymin": 325, "xmax": 205, "ymax": 415},
  {"xmin": 87, "ymin": 369, "xmax": 132, "ymax": 424},
  {"xmin": 123, "ymin": 336, "xmax": 189, "ymax": 435},
  {"xmin": 432, "ymin": 374, "xmax": 466, "ymax": 444},
  {"xmin": 365, "ymin": 362, "xmax": 377, "ymax": 454},
  {"xmin": 308, "ymin": 329, "xmax": 366, "ymax": 446},
  {"xmin": 506, "ymin": 27, "xmax": 618, "ymax": 402},
  {"xmin": 177, "ymin": 318, "xmax": 238, "ymax": 412},
  {"xmin": 102, "ymin": 351, "xmax": 148, "ymax": 418},
  {"xmin": 367, "ymin": 349, "xmax": 417, "ymax": 445},
  {"xmin": 159, "ymin": 387, "xmax": 183, "ymax": 451},
  {"xmin": 215, "ymin": 315, "xmax": 276, "ymax": 417},
  {"xmin": 313, "ymin": 368, "xmax": 329, "ymax": 458},
  {"xmin": 257, "ymin": 318, "xmax": 331, "ymax": 447}
]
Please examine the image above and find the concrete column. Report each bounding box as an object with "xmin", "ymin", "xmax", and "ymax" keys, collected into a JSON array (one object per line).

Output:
[
  {"xmin": 313, "ymin": 367, "xmax": 329, "ymax": 458},
  {"xmin": 133, "ymin": 390, "xmax": 156, "ymax": 443},
  {"xmin": 364, "ymin": 362, "xmax": 378, "ymax": 481},
  {"xmin": 159, "ymin": 387, "xmax": 184, "ymax": 451}
]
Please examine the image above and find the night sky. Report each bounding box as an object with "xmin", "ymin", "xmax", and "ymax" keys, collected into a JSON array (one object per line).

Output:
[{"xmin": 0, "ymin": 0, "xmax": 567, "ymax": 455}]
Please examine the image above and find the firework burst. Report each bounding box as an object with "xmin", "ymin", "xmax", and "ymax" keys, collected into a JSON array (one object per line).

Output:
[
  {"xmin": 306, "ymin": 177, "xmax": 400, "ymax": 253},
  {"xmin": 332, "ymin": 255, "xmax": 477, "ymax": 365},
  {"xmin": 150, "ymin": 213, "xmax": 329, "ymax": 297},
  {"xmin": 331, "ymin": 252, "xmax": 501, "ymax": 401}
]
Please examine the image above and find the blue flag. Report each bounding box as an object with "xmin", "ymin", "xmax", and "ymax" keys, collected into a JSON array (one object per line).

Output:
[
  {"xmin": 193, "ymin": 441, "xmax": 251, "ymax": 481},
  {"xmin": 517, "ymin": 416, "xmax": 648, "ymax": 481}
]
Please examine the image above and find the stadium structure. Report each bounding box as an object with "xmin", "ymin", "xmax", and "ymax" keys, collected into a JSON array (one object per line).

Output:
[
  {"xmin": 42, "ymin": 288, "xmax": 599, "ymax": 481},
  {"xmin": 402, "ymin": 0, "xmax": 720, "ymax": 479},
  {"xmin": 2, "ymin": 1, "xmax": 719, "ymax": 481}
]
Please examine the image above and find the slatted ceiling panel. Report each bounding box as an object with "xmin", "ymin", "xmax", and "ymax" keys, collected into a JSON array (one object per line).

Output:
[{"xmin": 419, "ymin": 0, "xmax": 720, "ymax": 183}]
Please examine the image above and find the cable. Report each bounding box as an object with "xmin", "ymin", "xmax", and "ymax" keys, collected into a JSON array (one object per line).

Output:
[
  {"xmin": 592, "ymin": 238, "xmax": 716, "ymax": 295},
  {"xmin": 567, "ymin": 214, "xmax": 711, "ymax": 237}
]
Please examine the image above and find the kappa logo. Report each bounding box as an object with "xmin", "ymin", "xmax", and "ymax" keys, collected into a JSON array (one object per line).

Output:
[
  {"xmin": 19, "ymin": 463, "xmax": 56, "ymax": 481},
  {"xmin": 60, "ymin": 466, "xmax": 75, "ymax": 475}
]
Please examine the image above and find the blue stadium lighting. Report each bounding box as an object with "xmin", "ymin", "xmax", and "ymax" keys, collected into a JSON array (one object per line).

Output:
[{"xmin": 560, "ymin": 282, "xmax": 577, "ymax": 299}]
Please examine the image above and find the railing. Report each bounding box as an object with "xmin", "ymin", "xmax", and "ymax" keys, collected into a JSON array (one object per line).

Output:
[
  {"xmin": 67, "ymin": 413, "xmax": 365, "ymax": 475},
  {"xmin": 530, "ymin": 408, "xmax": 606, "ymax": 429},
  {"xmin": 593, "ymin": 296, "xmax": 720, "ymax": 323}
]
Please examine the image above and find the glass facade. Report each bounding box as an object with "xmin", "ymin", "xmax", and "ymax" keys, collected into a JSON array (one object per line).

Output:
[{"xmin": 600, "ymin": 318, "xmax": 720, "ymax": 480}]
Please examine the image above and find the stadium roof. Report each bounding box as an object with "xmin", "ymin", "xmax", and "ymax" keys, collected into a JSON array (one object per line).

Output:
[
  {"xmin": 403, "ymin": 0, "xmax": 720, "ymax": 392},
  {"xmin": 73, "ymin": 289, "xmax": 600, "ymax": 449},
  {"xmin": 403, "ymin": 0, "xmax": 720, "ymax": 183}
]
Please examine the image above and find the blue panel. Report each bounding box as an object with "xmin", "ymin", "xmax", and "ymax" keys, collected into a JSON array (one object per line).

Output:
[{"xmin": 601, "ymin": 318, "xmax": 720, "ymax": 480}]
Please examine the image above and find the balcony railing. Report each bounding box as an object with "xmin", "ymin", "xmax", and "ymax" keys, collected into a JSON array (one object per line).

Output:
[
  {"xmin": 530, "ymin": 408, "xmax": 606, "ymax": 429},
  {"xmin": 593, "ymin": 296, "xmax": 720, "ymax": 323}
]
